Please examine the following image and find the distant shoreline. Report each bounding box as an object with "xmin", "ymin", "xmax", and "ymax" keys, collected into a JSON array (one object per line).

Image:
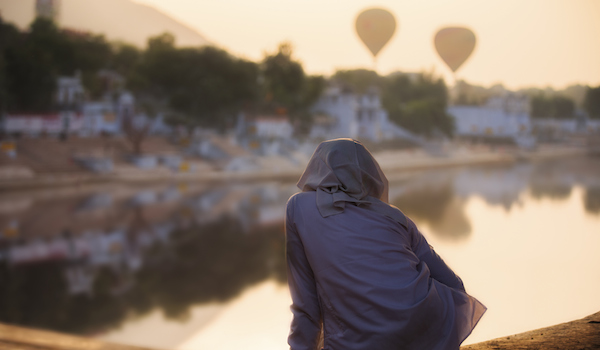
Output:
[{"xmin": 0, "ymin": 145, "xmax": 588, "ymax": 192}]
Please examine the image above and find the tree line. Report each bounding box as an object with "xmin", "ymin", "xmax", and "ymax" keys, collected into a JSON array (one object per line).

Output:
[
  {"xmin": 453, "ymin": 80, "xmax": 600, "ymax": 121},
  {"xmin": 0, "ymin": 16, "xmax": 459, "ymax": 137},
  {"xmin": 0, "ymin": 17, "xmax": 325, "ymax": 131},
  {"xmin": 530, "ymin": 88, "xmax": 600, "ymax": 120},
  {"xmin": 2, "ymin": 16, "xmax": 600, "ymax": 138}
]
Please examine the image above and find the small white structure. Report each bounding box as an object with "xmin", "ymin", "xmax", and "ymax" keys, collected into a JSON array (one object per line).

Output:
[
  {"xmin": 81, "ymin": 102, "xmax": 121, "ymax": 135},
  {"xmin": 310, "ymin": 86, "xmax": 411, "ymax": 142},
  {"xmin": 253, "ymin": 117, "xmax": 294, "ymax": 139},
  {"xmin": 588, "ymin": 119, "xmax": 600, "ymax": 132},
  {"xmin": 57, "ymin": 75, "xmax": 85, "ymax": 108},
  {"xmin": 236, "ymin": 114, "xmax": 294, "ymax": 140}
]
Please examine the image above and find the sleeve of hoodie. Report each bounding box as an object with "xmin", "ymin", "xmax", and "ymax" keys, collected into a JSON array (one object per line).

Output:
[
  {"xmin": 286, "ymin": 196, "xmax": 322, "ymax": 350},
  {"xmin": 407, "ymin": 217, "xmax": 466, "ymax": 292}
]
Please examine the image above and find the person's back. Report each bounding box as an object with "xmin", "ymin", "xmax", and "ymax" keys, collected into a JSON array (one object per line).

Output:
[{"xmin": 285, "ymin": 139, "xmax": 486, "ymax": 350}]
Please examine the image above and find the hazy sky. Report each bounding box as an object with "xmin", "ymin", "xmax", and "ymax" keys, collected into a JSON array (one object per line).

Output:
[{"xmin": 133, "ymin": 1, "xmax": 598, "ymax": 89}]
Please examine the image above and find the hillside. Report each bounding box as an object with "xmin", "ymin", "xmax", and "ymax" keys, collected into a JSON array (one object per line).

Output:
[{"xmin": 0, "ymin": 0, "xmax": 209, "ymax": 48}]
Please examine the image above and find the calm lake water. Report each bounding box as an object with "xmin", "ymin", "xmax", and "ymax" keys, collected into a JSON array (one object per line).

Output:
[{"xmin": 1, "ymin": 156, "xmax": 599, "ymax": 349}]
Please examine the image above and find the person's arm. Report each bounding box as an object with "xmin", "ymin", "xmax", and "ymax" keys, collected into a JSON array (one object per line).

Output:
[
  {"xmin": 407, "ymin": 218, "xmax": 466, "ymax": 292},
  {"xmin": 286, "ymin": 199, "xmax": 322, "ymax": 350}
]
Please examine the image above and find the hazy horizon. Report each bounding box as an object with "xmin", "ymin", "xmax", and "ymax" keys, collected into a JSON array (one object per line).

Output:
[
  {"xmin": 1, "ymin": 0, "xmax": 599, "ymax": 90},
  {"xmin": 132, "ymin": 0, "xmax": 600, "ymax": 90}
]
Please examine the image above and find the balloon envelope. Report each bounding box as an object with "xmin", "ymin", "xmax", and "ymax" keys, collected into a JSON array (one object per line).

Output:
[
  {"xmin": 355, "ymin": 8, "xmax": 396, "ymax": 58},
  {"xmin": 434, "ymin": 27, "xmax": 476, "ymax": 72}
]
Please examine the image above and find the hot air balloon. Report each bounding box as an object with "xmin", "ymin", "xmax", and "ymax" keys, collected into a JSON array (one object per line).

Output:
[
  {"xmin": 355, "ymin": 8, "xmax": 396, "ymax": 60},
  {"xmin": 434, "ymin": 27, "xmax": 476, "ymax": 73}
]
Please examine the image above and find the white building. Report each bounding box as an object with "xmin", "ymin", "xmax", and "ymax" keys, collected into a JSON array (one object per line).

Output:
[
  {"xmin": 57, "ymin": 75, "xmax": 85, "ymax": 108},
  {"xmin": 2, "ymin": 73, "xmax": 170, "ymax": 137},
  {"xmin": 310, "ymin": 86, "xmax": 412, "ymax": 142},
  {"xmin": 449, "ymin": 93, "xmax": 532, "ymax": 146}
]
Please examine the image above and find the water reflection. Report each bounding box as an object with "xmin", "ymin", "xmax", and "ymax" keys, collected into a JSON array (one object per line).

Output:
[
  {"xmin": 0, "ymin": 156, "xmax": 599, "ymax": 340},
  {"xmin": 584, "ymin": 187, "xmax": 600, "ymax": 214},
  {"xmin": 0, "ymin": 215, "xmax": 288, "ymax": 334},
  {"xmin": 389, "ymin": 156, "xmax": 600, "ymax": 240},
  {"xmin": 0, "ymin": 183, "xmax": 295, "ymax": 335},
  {"xmin": 391, "ymin": 179, "xmax": 472, "ymax": 239}
]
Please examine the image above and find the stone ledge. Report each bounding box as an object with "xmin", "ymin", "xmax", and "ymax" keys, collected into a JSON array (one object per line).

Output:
[
  {"xmin": 0, "ymin": 323, "xmax": 159, "ymax": 350},
  {"xmin": 462, "ymin": 311, "xmax": 600, "ymax": 350},
  {"xmin": 1, "ymin": 311, "xmax": 598, "ymax": 350}
]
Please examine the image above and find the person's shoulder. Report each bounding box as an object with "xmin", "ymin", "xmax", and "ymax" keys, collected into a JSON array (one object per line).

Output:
[
  {"xmin": 376, "ymin": 202, "xmax": 410, "ymax": 230},
  {"xmin": 286, "ymin": 192, "xmax": 316, "ymax": 215},
  {"xmin": 287, "ymin": 191, "xmax": 315, "ymax": 206}
]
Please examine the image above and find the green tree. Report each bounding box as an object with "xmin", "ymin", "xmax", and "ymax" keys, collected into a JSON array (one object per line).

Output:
[
  {"xmin": 531, "ymin": 94, "xmax": 575, "ymax": 119},
  {"xmin": 530, "ymin": 95, "xmax": 552, "ymax": 119},
  {"xmin": 261, "ymin": 43, "xmax": 305, "ymax": 110},
  {"xmin": 382, "ymin": 72, "xmax": 454, "ymax": 137},
  {"xmin": 110, "ymin": 42, "xmax": 142, "ymax": 84},
  {"xmin": 3, "ymin": 18, "xmax": 63, "ymax": 112},
  {"xmin": 1, "ymin": 17, "xmax": 113, "ymax": 112},
  {"xmin": 584, "ymin": 86, "xmax": 600, "ymax": 119},
  {"xmin": 0, "ymin": 17, "xmax": 21, "ymax": 114},
  {"xmin": 135, "ymin": 33, "xmax": 259, "ymax": 128},
  {"xmin": 67, "ymin": 32, "xmax": 112, "ymax": 98},
  {"xmin": 260, "ymin": 43, "xmax": 325, "ymax": 134},
  {"xmin": 331, "ymin": 69, "xmax": 384, "ymax": 93},
  {"xmin": 553, "ymin": 96, "xmax": 575, "ymax": 119}
]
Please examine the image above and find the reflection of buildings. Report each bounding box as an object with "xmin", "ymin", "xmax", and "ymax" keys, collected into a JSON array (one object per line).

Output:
[
  {"xmin": 4, "ymin": 224, "xmax": 177, "ymax": 295},
  {"xmin": 454, "ymin": 164, "xmax": 532, "ymax": 210},
  {"xmin": 0, "ymin": 182, "xmax": 297, "ymax": 296},
  {"xmin": 185, "ymin": 183, "xmax": 296, "ymax": 231},
  {"xmin": 390, "ymin": 174, "xmax": 472, "ymax": 240},
  {"xmin": 0, "ymin": 181, "xmax": 296, "ymax": 337},
  {"xmin": 584, "ymin": 187, "xmax": 600, "ymax": 214},
  {"xmin": 388, "ymin": 157, "xmax": 600, "ymax": 239}
]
